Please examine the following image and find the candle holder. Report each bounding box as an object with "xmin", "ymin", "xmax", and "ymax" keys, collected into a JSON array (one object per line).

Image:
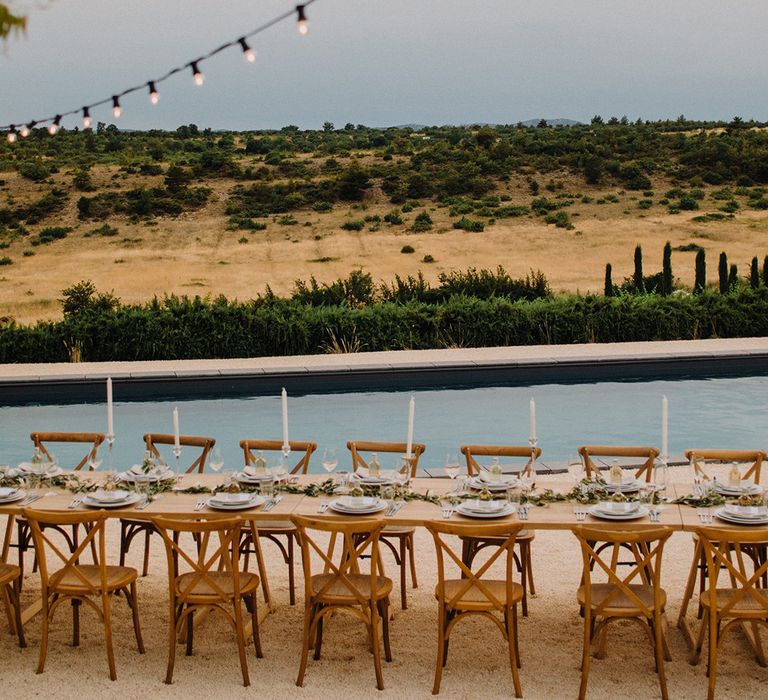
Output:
[
  {"xmin": 173, "ymin": 446, "xmax": 183, "ymax": 488},
  {"xmin": 527, "ymin": 437, "xmax": 538, "ymax": 478},
  {"xmin": 281, "ymin": 443, "xmax": 291, "ymax": 460}
]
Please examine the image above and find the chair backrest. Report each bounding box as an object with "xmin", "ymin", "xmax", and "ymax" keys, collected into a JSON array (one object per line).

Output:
[
  {"xmin": 578, "ymin": 445, "xmax": 660, "ymax": 482},
  {"xmin": 460, "ymin": 444, "xmax": 542, "ymax": 477},
  {"xmin": 696, "ymin": 526, "xmax": 768, "ymax": 619},
  {"xmin": 29, "ymin": 431, "xmax": 105, "ymax": 471},
  {"xmin": 573, "ymin": 526, "xmax": 672, "ymax": 618},
  {"xmin": 144, "ymin": 433, "xmax": 215, "ymax": 474},
  {"xmin": 23, "ymin": 509, "xmax": 107, "ymax": 594},
  {"xmin": 153, "ymin": 516, "xmax": 249, "ymax": 604},
  {"xmin": 685, "ymin": 449, "xmax": 765, "ymax": 485},
  {"xmin": 239, "ymin": 439, "xmax": 317, "ymax": 475},
  {"xmin": 346, "ymin": 440, "xmax": 426, "ymax": 477},
  {"xmin": 291, "ymin": 515, "xmax": 386, "ymax": 605},
  {"xmin": 425, "ymin": 520, "xmax": 523, "ymax": 613}
]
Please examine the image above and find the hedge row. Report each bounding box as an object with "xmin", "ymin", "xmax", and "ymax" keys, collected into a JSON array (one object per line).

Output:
[{"xmin": 2, "ymin": 289, "xmax": 768, "ymax": 363}]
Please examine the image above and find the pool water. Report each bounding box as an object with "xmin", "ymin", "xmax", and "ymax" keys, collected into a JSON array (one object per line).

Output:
[{"xmin": 1, "ymin": 376, "xmax": 766, "ymax": 473}]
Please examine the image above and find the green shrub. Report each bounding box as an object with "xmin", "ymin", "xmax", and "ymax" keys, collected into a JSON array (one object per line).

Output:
[
  {"xmin": 543, "ymin": 211, "xmax": 573, "ymax": 229},
  {"xmin": 0, "ymin": 257, "xmax": 11, "ymax": 266},
  {"xmin": 412, "ymin": 211, "xmax": 433, "ymax": 232},
  {"xmin": 18, "ymin": 160, "xmax": 53, "ymax": 182},
  {"xmin": 383, "ymin": 210, "xmax": 404, "ymax": 225},
  {"xmin": 85, "ymin": 223, "xmax": 119, "ymax": 237},
  {"xmin": 33, "ymin": 226, "xmax": 73, "ymax": 246},
  {"xmin": 341, "ymin": 220, "xmax": 365, "ymax": 231},
  {"xmin": 401, "ymin": 245, "xmax": 415, "ymax": 254},
  {"xmin": 638, "ymin": 199, "xmax": 652, "ymax": 209},
  {"xmin": 495, "ymin": 205, "xmax": 529, "ymax": 218},
  {"xmin": 453, "ymin": 216, "xmax": 484, "ymax": 232},
  {"xmin": 312, "ymin": 201, "xmax": 332, "ymax": 212},
  {"xmin": 422, "ymin": 255, "xmax": 435, "ymax": 263}
]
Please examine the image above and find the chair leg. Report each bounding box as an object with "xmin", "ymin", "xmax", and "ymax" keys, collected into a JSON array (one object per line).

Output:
[
  {"xmin": 7, "ymin": 581, "xmax": 25, "ymax": 648},
  {"xmin": 126, "ymin": 582, "xmax": 145, "ymax": 653},
  {"xmin": 165, "ymin": 602, "xmax": 179, "ymax": 684},
  {"xmin": 379, "ymin": 598, "xmax": 393, "ymax": 662},
  {"xmin": 507, "ymin": 606, "xmax": 523, "ymax": 698},
  {"xmin": 233, "ymin": 599, "xmax": 250, "ymax": 687},
  {"xmin": 37, "ymin": 596, "xmax": 50, "ymax": 674},
  {"xmin": 690, "ymin": 609, "xmax": 708, "ymax": 665},
  {"xmin": 399, "ymin": 536, "xmax": 408, "ymax": 610},
  {"xmin": 249, "ymin": 593, "xmax": 263, "ymax": 658},
  {"xmin": 512, "ymin": 604, "xmax": 521, "ymax": 669},
  {"xmin": 408, "ymin": 532, "xmax": 418, "ymax": 589},
  {"xmin": 185, "ymin": 605, "xmax": 194, "ymax": 656},
  {"xmin": 296, "ymin": 600, "xmax": 313, "ymax": 687},
  {"xmin": 102, "ymin": 595, "xmax": 117, "ymax": 681},
  {"xmin": 313, "ymin": 608, "xmax": 324, "ymax": 661},
  {"xmin": 707, "ymin": 611, "xmax": 719, "ymax": 700},
  {"xmin": 142, "ymin": 528, "xmax": 151, "ymax": 577},
  {"xmin": 518, "ymin": 542, "xmax": 529, "ymax": 617},
  {"xmin": 654, "ymin": 613, "xmax": 669, "ymax": 700},
  {"xmin": 370, "ymin": 602, "xmax": 385, "ymax": 690},
  {"xmin": 72, "ymin": 599, "xmax": 80, "ymax": 647},
  {"xmin": 579, "ymin": 611, "xmax": 593, "ymax": 700},
  {"xmin": 433, "ymin": 603, "xmax": 446, "ymax": 695},
  {"xmin": 288, "ymin": 533, "xmax": 296, "ymax": 606}
]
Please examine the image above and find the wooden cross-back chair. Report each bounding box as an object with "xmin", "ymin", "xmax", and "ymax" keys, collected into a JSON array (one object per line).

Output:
[
  {"xmin": 0, "ymin": 554, "xmax": 25, "ymax": 648},
  {"xmin": 691, "ymin": 527, "xmax": 768, "ymax": 700},
  {"xmin": 291, "ymin": 515, "xmax": 393, "ymax": 691},
  {"xmin": 238, "ymin": 439, "xmax": 317, "ymax": 606},
  {"xmin": 119, "ymin": 433, "xmax": 217, "ymax": 578},
  {"xmin": 346, "ymin": 440, "xmax": 426, "ymax": 609},
  {"xmin": 23, "ymin": 508, "xmax": 144, "ymax": 681},
  {"xmin": 152, "ymin": 516, "xmax": 263, "ymax": 687},
  {"xmin": 30, "ymin": 431, "xmax": 105, "ymax": 471},
  {"xmin": 425, "ymin": 520, "xmax": 526, "ymax": 697},
  {"xmin": 573, "ymin": 526, "xmax": 673, "ymax": 700},
  {"xmin": 677, "ymin": 448, "xmax": 768, "ymax": 630},
  {"xmin": 461, "ymin": 444, "xmax": 541, "ymax": 478},
  {"xmin": 459, "ymin": 444, "xmax": 542, "ymax": 617},
  {"xmin": 578, "ymin": 445, "xmax": 660, "ymax": 482},
  {"xmin": 11, "ymin": 431, "xmax": 107, "ymax": 587}
]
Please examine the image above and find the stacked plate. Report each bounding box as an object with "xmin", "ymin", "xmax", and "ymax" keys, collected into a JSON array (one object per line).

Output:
[
  {"xmin": 17, "ymin": 462, "xmax": 62, "ymax": 477},
  {"xmin": 712, "ymin": 481, "xmax": 762, "ymax": 497},
  {"xmin": 468, "ymin": 473, "xmax": 518, "ymax": 492},
  {"xmin": 207, "ymin": 492, "xmax": 266, "ymax": 511},
  {"xmin": 236, "ymin": 469, "xmax": 286, "ymax": 485},
  {"xmin": 329, "ymin": 496, "xmax": 388, "ymax": 515},
  {"xmin": 602, "ymin": 479, "xmax": 646, "ymax": 494},
  {"xmin": 350, "ymin": 470, "xmax": 398, "ymax": 486},
  {"xmin": 83, "ymin": 489, "xmax": 141, "ymax": 509},
  {"xmin": 456, "ymin": 499, "xmax": 514, "ymax": 519},
  {"xmin": 120, "ymin": 466, "xmax": 175, "ymax": 483},
  {"xmin": 589, "ymin": 501, "xmax": 649, "ymax": 521},
  {"xmin": 0, "ymin": 487, "xmax": 26, "ymax": 504},
  {"xmin": 715, "ymin": 504, "xmax": 768, "ymax": 525}
]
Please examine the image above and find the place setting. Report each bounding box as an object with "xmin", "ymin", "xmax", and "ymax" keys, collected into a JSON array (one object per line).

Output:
[
  {"xmin": 326, "ymin": 494, "xmax": 389, "ymax": 516},
  {"xmin": 713, "ymin": 497, "xmax": 768, "ymax": 526}
]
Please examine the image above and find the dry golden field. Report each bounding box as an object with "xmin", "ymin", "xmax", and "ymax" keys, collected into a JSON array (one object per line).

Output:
[{"xmin": 1, "ymin": 165, "xmax": 767, "ymax": 324}]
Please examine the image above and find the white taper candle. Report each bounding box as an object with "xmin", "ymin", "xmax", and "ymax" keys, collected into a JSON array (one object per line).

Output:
[
  {"xmin": 173, "ymin": 407, "xmax": 180, "ymax": 451},
  {"xmin": 281, "ymin": 388, "xmax": 290, "ymax": 450},
  {"xmin": 529, "ymin": 398, "xmax": 537, "ymax": 442},
  {"xmin": 662, "ymin": 395, "xmax": 669, "ymax": 459},
  {"xmin": 106, "ymin": 377, "xmax": 114, "ymax": 437},
  {"xmin": 406, "ymin": 395, "xmax": 415, "ymax": 457}
]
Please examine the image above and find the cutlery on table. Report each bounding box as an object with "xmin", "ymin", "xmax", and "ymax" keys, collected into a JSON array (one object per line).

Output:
[
  {"xmin": 194, "ymin": 498, "xmax": 207, "ymax": 512},
  {"xmin": 318, "ymin": 500, "xmax": 330, "ymax": 513},
  {"xmin": 20, "ymin": 494, "xmax": 42, "ymax": 507},
  {"xmin": 67, "ymin": 497, "xmax": 82, "ymax": 510},
  {"xmin": 135, "ymin": 497, "xmax": 151, "ymax": 510}
]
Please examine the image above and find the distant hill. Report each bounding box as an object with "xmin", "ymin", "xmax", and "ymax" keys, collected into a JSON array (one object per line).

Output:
[
  {"xmin": 518, "ymin": 118, "xmax": 581, "ymax": 127},
  {"xmin": 390, "ymin": 119, "xmax": 581, "ymax": 129}
]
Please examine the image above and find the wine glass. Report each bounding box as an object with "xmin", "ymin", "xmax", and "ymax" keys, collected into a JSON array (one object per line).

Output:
[
  {"xmin": 321, "ymin": 448, "xmax": 338, "ymax": 474},
  {"xmin": 444, "ymin": 453, "xmax": 461, "ymax": 481},
  {"xmin": 209, "ymin": 448, "xmax": 224, "ymax": 473},
  {"xmin": 88, "ymin": 448, "xmax": 103, "ymax": 472}
]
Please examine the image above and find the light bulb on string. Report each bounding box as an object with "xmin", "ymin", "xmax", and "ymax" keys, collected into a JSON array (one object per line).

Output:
[
  {"xmin": 7, "ymin": 125, "xmax": 17, "ymax": 143},
  {"xmin": 296, "ymin": 5, "xmax": 308, "ymax": 35},
  {"xmin": 191, "ymin": 61, "xmax": 204, "ymax": 86},
  {"xmin": 238, "ymin": 38, "xmax": 256, "ymax": 63},
  {"xmin": 112, "ymin": 96, "xmax": 122, "ymax": 119},
  {"xmin": 148, "ymin": 81, "xmax": 159, "ymax": 105},
  {"xmin": 48, "ymin": 115, "xmax": 61, "ymax": 135},
  {"xmin": 82, "ymin": 107, "xmax": 92, "ymax": 129},
  {"xmin": 20, "ymin": 122, "xmax": 33, "ymax": 138}
]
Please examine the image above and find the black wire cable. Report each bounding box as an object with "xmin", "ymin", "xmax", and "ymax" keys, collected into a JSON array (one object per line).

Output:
[{"xmin": 1, "ymin": 1, "xmax": 316, "ymax": 132}]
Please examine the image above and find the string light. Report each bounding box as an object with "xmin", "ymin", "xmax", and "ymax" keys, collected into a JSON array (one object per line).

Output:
[
  {"xmin": 297, "ymin": 4, "xmax": 308, "ymax": 35},
  {"xmin": 1, "ymin": 0, "xmax": 318, "ymax": 138},
  {"xmin": 48, "ymin": 115, "xmax": 61, "ymax": 135},
  {"xmin": 191, "ymin": 61, "xmax": 204, "ymax": 86},
  {"xmin": 148, "ymin": 81, "xmax": 159, "ymax": 105},
  {"xmin": 238, "ymin": 37, "xmax": 256, "ymax": 63}
]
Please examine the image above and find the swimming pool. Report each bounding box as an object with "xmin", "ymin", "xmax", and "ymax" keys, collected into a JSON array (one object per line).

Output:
[{"xmin": 1, "ymin": 375, "xmax": 765, "ymax": 472}]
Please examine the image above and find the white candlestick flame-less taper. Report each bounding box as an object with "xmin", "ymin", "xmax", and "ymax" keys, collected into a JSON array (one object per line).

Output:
[
  {"xmin": 529, "ymin": 397, "xmax": 537, "ymax": 443},
  {"xmin": 406, "ymin": 395, "xmax": 415, "ymax": 458},
  {"xmin": 281, "ymin": 388, "xmax": 290, "ymax": 454}
]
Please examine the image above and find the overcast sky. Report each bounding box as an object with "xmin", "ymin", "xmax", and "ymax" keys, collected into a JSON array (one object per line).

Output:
[{"xmin": 1, "ymin": 0, "xmax": 766, "ymax": 130}]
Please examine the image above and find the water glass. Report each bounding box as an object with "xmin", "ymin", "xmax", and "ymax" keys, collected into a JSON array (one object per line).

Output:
[
  {"xmin": 444, "ymin": 453, "xmax": 461, "ymax": 480},
  {"xmin": 336, "ymin": 470, "xmax": 350, "ymax": 493},
  {"xmin": 209, "ymin": 448, "xmax": 224, "ymax": 473},
  {"xmin": 440, "ymin": 496, "xmax": 454, "ymax": 519},
  {"xmin": 261, "ymin": 480, "xmax": 275, "ymax": 501},
  {"xmin": 454, "ymin": 475, "xmax": 467, "ymax": 495},
  {"xmin": 381, "ymin": 486, "xmax": 395, "ymax": 509},
  {"xmin": 321, "ymin": 448, "xmax": 338, "ymax": 474}
]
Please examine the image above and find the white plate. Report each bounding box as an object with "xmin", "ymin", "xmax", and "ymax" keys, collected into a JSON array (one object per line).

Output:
[
  {"xmin": 236, "ymin": 471, "xmax": 288, "ymax": 484},
  {"xmin": 712, "ymin": 482, "xmax": 762, "ymax": 496},
  {"xmin": 593, "ymin": 501, "xmax": 641, "ymax": 517},
  {"xmin": 0, "ymin": 489, "xmax": 26, "ymax": 504},
  {"xmin": 0, "ymin": 486, "xmax": 19, "ymax": 499},
  {"xmin": 715, "ymin": 508, "xmax": 768, "ymax": 525},
  {"xmin": 207, "ymin": 495, "xmax": 266, "ymax": 511},
  {"xmin": 603, "ymin": 479, "xmax": 646, "ymax": 493},
  {"xmin": 588, "ymin": 505, "xmax": 649, "ymax": 521},
  {"xmin": 329, "ymin": 498, "xmax": 388, "ymax": 515},
  {"xmin": 461, "ymin": 498, "xmax": 508, "ymax": 515},
  {"xmin": 456, "ymin": 503, "xmax": 515, "ymax": 519},
  {"xmin": 16, "ymin": 463, "xmax": 62, "ymax": 477},
  {"xmin": 468, "ymin": 476, "xmax": 515, "ymax": 492},
  {"xmin": 120, "ymin": 469, "xmax": 175, "ymax": 483},
  {"xmin": 82, "ymin": 493, "xmax": 141, "ymax": 509},
  {"xmin": 351, "ymin": 473, "xmax": 397, "ymax": 486}
]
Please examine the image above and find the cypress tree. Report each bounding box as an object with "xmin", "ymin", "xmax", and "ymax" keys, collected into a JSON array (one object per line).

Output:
[
  {"xmin": 633, "ymin": 245, "xmax": 644, "ymax": 293},
  {"xmin": 718, "ymin": 252, "xmax": 728, "ymax": 294},
  {"xmin": 694, "ymin": 249, "xmax": 706, "ymax": 293},
  {"xmin": 750, "ymin": 256, "xmax": 760, "ymax": 289},
  {"xmin": 728, "ymin": 263, "xmax": 739, "ymax": 291},
  {"xmin": 763, "ymin": 255, "xmax": 768, "ymax": 287},
  {"xmin": 662, "ymin": 241, "xmax": 673, "ymax": 295},
  {"xmin": 604, "ymin": 263, "xmax": 614, "ymax": 297}
]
